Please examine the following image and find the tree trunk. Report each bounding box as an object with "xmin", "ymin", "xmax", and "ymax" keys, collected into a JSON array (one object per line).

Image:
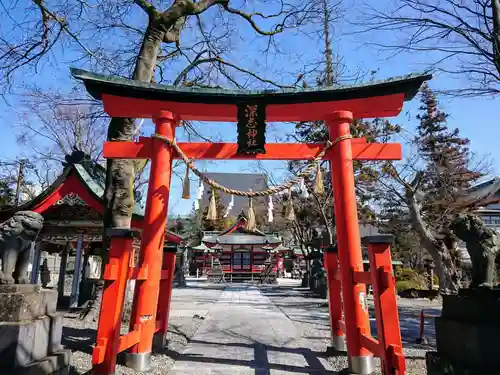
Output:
[
  {"xmin": 82, "ymin": 0, "xmax": 231, "ymax": 320},
  {"xmin": 405, "ymin": 187, "xmax": 460, "ymax": 295},
  {"xmin": 104, "ymin": 24, "xmax": 164, "ymax": 230},
  {"xmin": 85, "ymin": 24, "xmax": 165, "ymax": 321},
  {"xmin": 433, "ymin": 245, "xmax": 460, "ymax": 295},
  {"xmin": 321, "ymin": 0, "xmax": 335, "ymax": 86},
  {"xmin": 492, "ymin": 0, "xmax": 500, "ymax": 75}
]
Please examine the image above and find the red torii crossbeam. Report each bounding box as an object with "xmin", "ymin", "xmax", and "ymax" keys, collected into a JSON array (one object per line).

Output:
[
  {"xmin": 71, "ymin": 68, "xmax": 431, "ymax": 375},
  {"xmin": 104, "ymin": 138, "xmax": 402, "ymax": 161}
]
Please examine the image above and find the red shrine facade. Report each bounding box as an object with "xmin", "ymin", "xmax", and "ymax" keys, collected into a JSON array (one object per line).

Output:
[
  {"xmin": 0, "ymin": 154, "xmax": 184, "ymax": 245},
  {"xmin": 191, "ymin": 215, "xmax": 289, "ymax": 280},
  {"xmin": 0, "ymin": 154, "xmax": 184, "ymax": 307}
]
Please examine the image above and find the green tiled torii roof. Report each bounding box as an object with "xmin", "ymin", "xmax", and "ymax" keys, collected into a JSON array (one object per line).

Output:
[{"xmin": 71, "ymin": 68, "xmax": 432, "ymax": 105}]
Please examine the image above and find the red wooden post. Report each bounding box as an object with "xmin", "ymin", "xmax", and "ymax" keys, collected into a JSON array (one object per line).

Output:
[
  {"xmin": 92, "ymin": 229, "xmax": 136, "ymax": 375},
  {"xmin": 126, "ymin": 111, "xmax": 177, "ymax": 372},
  {"xmin": 327, "ymin": 111, "xmax": 373, "ymax": 374},
  {"xmin": 324, "ymin": 245, "xmax": 346, "ymax": 352},
  {"xmin": 366, "ymin": 235, "xmax": 405, "ymax": 375},
  {"xmin": 155, "ymin": 246, "xmax": 177, "ymax": 347}
]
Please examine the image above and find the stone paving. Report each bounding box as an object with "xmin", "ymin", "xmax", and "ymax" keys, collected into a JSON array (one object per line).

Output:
[{"xmin": 168, "ymin": 284, "xmax": 339, "ymax": 375}]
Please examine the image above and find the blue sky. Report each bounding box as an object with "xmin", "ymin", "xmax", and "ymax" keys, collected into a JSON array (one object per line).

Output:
[{"xmin": 1, "ymin": 0, "xmax": 499, "ymax": 216}]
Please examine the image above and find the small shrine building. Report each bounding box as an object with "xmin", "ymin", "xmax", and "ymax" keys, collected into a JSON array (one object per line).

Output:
[
  {"xmin": 190, "ymin": 215, "xmax": 291, "ymax": 281},
  {"xmin": 0, "ymin": 152, "xmax": 185, "ymax": 307}
]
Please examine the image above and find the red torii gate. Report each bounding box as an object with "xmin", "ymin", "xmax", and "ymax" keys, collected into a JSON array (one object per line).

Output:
[{"xmin": 72, "ymin": 68, "xmax": 431, "ymax": 375}]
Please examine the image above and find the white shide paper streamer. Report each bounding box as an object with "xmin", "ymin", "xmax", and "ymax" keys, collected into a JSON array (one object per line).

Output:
[
  {"xmin": 300, "ymin": 178, "xmax": 309, "ymax": 198},
  {"xmin": 267, "ymin": 196, "xmax": 274, "ymax": 223},
  {"xmin": 224, "ymin": 195, "xmax": 235, "ymax": 218}
]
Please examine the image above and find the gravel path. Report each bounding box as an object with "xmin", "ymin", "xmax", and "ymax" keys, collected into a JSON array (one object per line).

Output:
[
  {"xmin": 62, "ymin": 279, "xmax": 440, "ymax": 374},
  {"xmin": 63, "ymin": 282, "xmax": 224, "ymax": 374},
  {"xmin": 168, "ymin": 285, "xmax": 339, "ymax": 375},
  {"xmin": 261, "ymin": 279, "xmax": 442, "ymax": 375}
]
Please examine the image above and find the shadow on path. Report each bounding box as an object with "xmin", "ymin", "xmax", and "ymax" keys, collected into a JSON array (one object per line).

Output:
[
  {"xmin": 62, "ymin": 326, "xmax": 96, "ymax": 355},
  {"xmin": 164, "ymin": 337, "xmax": 340, "ymax": 375},
  {"xmin": 260, "ymin": 283, "xmax": 441, "ymax": 351}
]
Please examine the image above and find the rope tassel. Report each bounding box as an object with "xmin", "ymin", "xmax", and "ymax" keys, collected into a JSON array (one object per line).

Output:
[
  {"xmin": 314, "ymin": 163, "xmax": 325, "ymax": 195},
  {"xmin": 182, "ymin": 164, "xmax": 191, "ymax": 199},
  {"xmin": 247, "ymin": 198, "xmax": 256, "ymax": 231},
  {"xmin": 206, "ymin": 191, "xmax": 217, "ymax": 221},
  {"xmin": 285, "ymin": 190, "xmax": 295, "ymax": 221}
]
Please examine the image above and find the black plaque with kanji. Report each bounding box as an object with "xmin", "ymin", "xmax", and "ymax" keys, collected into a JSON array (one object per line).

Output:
[{"xmin": 237, "ymin": 103, "xmax": 267, "ymax": 155}]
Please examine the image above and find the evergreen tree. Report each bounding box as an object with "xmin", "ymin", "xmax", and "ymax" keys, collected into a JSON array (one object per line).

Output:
[
  {"xmin": 381, "ymin": 84, "xmax": 485, "ymax": 294},
  {"xmin": 380, "ymin": 201, "xmax": 422, "ymax": 267},
  {"xmin": 417, "ymin": 83, "xmax": 483, "ymax": 226}
]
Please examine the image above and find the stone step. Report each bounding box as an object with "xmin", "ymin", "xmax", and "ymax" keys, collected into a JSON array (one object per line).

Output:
[
  {"xmin": 0, "ymin": 350, "xmax": 72, "ymax": 375},
  {"xmin": 0, "ymin": 313, "xmax": 63, "ymax": 369}
]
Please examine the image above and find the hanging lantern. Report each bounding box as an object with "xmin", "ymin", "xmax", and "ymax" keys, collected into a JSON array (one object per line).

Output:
[
  {"xmin": 262, "ymin": 240, "xmax": 274, "ymax": 252},
  {"xmin": 211, "ymin": 239, "xmax": 223, "ymax": 253}
]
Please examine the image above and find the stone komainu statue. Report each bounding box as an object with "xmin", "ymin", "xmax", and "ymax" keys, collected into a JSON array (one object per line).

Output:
[
  {"xmin": 0, "ymin": 211, "xmax": 44, "ymax": 284},
  {"xmin": 450, "ymin": 213, "xmax": 500, "ymax": 289}
]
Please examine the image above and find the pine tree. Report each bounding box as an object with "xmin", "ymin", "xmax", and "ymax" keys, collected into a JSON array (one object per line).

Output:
[
  {"xmin": 381, "ymin": 84, "xmax": 485, "ymax": 294},
  {"xmin": 285, "ymin": 0, "xmax": 402, "ymax": 252},
  {"xmin": 417, "ymin": 83, "xmax": 483, "ymax": 227}
]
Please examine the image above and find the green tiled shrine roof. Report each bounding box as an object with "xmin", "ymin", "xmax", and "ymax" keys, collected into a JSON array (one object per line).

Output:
[{"xmin": 74, "ymin": 161, "xmax": 145, "ymax": 217}]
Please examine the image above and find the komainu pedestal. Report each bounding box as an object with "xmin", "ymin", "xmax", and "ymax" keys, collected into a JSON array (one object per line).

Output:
[
  {"xmin": 0, "ymin": 285, "xmax": 71, "ymax": 375},
  {"xmin": 426, "ymin": 289, "xmax": 500, "ymax": 375}
]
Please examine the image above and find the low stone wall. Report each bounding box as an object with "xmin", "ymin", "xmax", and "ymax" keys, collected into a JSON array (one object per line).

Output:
[{"xmin": 0, "ymin": 284, "xmax": 71, "ymax": 375}]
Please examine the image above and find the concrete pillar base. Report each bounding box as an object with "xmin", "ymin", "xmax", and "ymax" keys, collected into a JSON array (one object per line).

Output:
[
  {"xmin": 125, "ymin": 352, "xmax": 151, "ymax": 372},
  {"xmin": 327, "ymin": 335, "xmax": 347, "ymax": 353},
  {"xmin": 348, "ymin": 356, "xmax": 374, "ymax": 374}
]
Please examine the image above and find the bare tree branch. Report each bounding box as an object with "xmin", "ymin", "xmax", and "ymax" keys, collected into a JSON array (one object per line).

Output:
[
  {"xmin": 134, "ymin": 0, "xmax": 157, "ymax": 17},
  {"xmin": 359, "ymin": 0, "xmax": 500, "ymax": 96},
  {"xmin": 174, "ymin": 54, "xmax": 296, "ymax": 88}
]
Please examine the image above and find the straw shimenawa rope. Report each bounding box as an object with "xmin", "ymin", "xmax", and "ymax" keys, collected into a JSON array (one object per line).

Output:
[{"xmin": 151, "ymin": 133, "xmax": 352, "ymax": 197}]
